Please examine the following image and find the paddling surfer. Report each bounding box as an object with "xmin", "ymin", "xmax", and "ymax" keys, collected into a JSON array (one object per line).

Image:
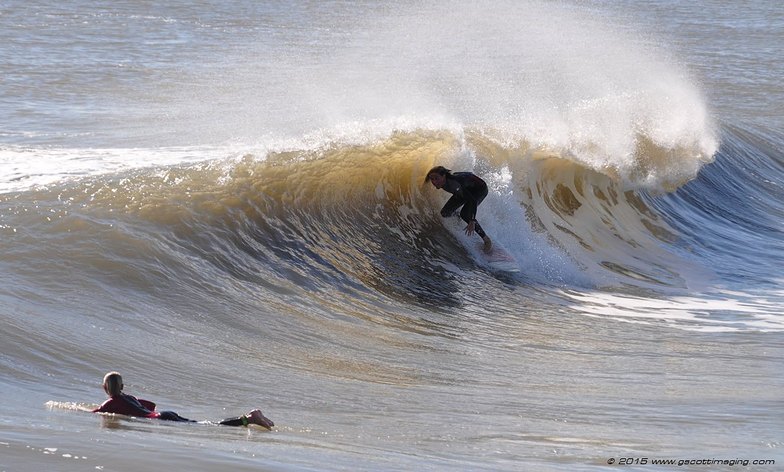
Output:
[{"xmin": 93, "ymin": 371, "xmax": 274, "ymax": 429}]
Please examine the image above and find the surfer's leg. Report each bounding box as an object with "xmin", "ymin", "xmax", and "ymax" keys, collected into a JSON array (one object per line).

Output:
[
  {"xmin": 440, "ymin": 195, "xmax": 465, "ymax": 217},
  {"xmin": 458, "ymin": 204, "xmax": 492, "ymax": 251},
  {"xmin": 481, "ymin": 233, "xmax": 492, "ymax": 252},
  {"xmin": 458, "ymin": 184, "xmax": 488, "ymax": 226},
  {"xmin": 218, "ymin": 409, "xmax": 274, "ymax": 429},
  {"xmin": 472, "ymin": 222, "xmax": 488, "ymax": 239},
  {"xmin": 474, "ymin": 184, "xmax": 488, "ymax": 206},
  {"xmin": 472, "ymin": 221, "xmax": 492, "ymax": 251},
  {"xmin": 248, "ymin": 409, "xmax": 274, "ymax": 428},
  {"xmin": 158, "ymin": 411, "xmax": 196, "ymax": 422},
  {"xmin": 459, "ymin": 200, "xmax": 477, "ymax": 224},
  {"xmin": 463, "ymin": 186, "xmax": 491, "ymax": 251}
]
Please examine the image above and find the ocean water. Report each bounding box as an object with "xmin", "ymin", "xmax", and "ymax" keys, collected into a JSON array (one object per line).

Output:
[{"xmin": 1, "ymin": 1, "xmax": 782, "ymax": 471}]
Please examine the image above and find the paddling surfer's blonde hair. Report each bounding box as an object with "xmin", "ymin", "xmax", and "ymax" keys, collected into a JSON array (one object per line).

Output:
[{"xmin": 103, "ymin": 371, "xmax": 123, "ymax": 396}]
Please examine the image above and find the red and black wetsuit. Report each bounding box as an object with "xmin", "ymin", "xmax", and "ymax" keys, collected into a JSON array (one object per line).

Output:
[
  {"xmin": 93, "ymin": 394, "xmax": 192, "ymax": 422},
  {"xmin": 93, "ymin": 394, "xmax": 248, "ymax": 426},
  {"xmin": 439, "ymin": 172, "xmax": 489, "ymax": 239}
]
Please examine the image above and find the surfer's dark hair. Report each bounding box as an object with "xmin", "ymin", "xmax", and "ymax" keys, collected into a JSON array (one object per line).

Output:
[{"xmin": 424, "ymin": 166, "xmax": 452, "ymax": 183}]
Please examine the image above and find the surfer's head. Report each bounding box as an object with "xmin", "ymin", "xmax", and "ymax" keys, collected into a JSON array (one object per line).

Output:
[
  {"xmin": 102, "ymin": 371, "xmax": 123, "ymax": 397},
  {"xmin": 425, "ymin": 166, "xmax": 451, "ymax": 189}
]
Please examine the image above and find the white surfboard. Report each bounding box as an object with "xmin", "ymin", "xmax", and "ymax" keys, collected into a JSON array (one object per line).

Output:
[{"xmin": 477, "ymin": 242, "xmax": 520, "ymax": 273}]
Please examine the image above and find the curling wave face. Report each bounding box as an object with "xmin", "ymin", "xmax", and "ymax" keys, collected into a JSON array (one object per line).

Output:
[{"xmin": 5, "ymin": 123, "xmax": 779, "ymax": 335}]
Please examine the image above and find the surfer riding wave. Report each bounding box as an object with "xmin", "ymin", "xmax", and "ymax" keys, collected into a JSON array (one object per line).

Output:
[{"xmin": 425, "ymin": 166, "xmax": 493, "ymax": 252}]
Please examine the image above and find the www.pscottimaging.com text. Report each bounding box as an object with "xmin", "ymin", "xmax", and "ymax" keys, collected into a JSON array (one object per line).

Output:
[{"xmin": 606, "ymin": 457, "xmax": 776, "ymax": 467}]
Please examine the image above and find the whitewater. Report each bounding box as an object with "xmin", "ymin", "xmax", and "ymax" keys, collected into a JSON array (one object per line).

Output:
[{"xmin": 1, "ymin": 1, "xmax": 782, "ymax": 471}]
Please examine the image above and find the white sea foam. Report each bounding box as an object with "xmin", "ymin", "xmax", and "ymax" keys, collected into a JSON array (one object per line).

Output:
[
  {"xmin": 0, "ymin": 145, "xmax": 232, "ymax": 193},
  {"xmin": 564, "ymin": 290, "xmax": 784, "ymax": 332}
]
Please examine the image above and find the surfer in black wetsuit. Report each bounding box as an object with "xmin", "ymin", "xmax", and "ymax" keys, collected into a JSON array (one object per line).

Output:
[{"xmin": 425, "ymin": 166, "xmax": 493, "ymax": 252}]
